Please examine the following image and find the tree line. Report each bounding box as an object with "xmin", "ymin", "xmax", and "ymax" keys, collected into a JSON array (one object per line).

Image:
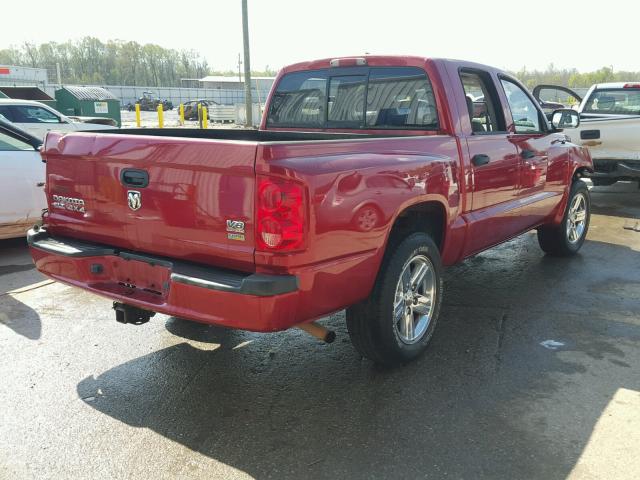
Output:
[
  {"xmin": 2, "ymin": 39, "xmax": 639, "ymax": 89},
  {"xmin": 0, "ymin": 38, "xmax": 212, "ymax": 87},
  {"xmin": 514, "ymin": 64, "xmax": 640, "ymax": 90}
]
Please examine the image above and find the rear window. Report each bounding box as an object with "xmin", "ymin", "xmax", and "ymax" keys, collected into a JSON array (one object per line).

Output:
[
  {"xmin": 267, "ymin": 67, "xmax": 438, "ymax": 130},
  {"xmin": 583, "ymin": 89, "xmax": 640, "ymax": 115},
  {"xmin": 328, "ymin": 75, "xmax": 366, "ymax": 127}
]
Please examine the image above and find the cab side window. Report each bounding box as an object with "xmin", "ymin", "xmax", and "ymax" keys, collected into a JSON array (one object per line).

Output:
[
  {"xmin": 460, "ymin": 70, "xmax": 504, "ymax": 134},
  {"xmin": 500, "ymin": 78, "xmax": 542, "ymax": 133}
]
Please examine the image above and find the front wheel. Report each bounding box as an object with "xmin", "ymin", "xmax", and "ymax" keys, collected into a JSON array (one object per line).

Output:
[
  {"xmin": 537, "ymin": 180, "xmax": 590, "ymax": 256},
  {"xmin": 346, "ymin": 232, "xmax": 443, "ymax": 366}
]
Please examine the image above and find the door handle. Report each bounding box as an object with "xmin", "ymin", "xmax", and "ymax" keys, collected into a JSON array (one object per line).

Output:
[
  {"xmin": 580, "ymin": 129, "xmax": 600, "ymax": 140},
  {"xmin": 120, "ymin": 169, "xmax": 149, "ymax": 188},
  {"xmin": 521, "ymin": 149, "xmax": 536, "ymax": 159},
  {"xmin": 472, "ymin": 154, "xmax": 490, "ymax": 166}
]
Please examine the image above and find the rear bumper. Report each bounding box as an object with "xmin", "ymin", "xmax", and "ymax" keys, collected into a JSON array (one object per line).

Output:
[{"xmin": 28, "ymin": 228, "xmax": 301, "ymax": 332}]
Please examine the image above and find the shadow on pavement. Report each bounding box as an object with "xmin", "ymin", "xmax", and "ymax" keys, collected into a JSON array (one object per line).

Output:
[
  {"xmin": 0, "ymin": 294, "xmax": 41, "ymax": 340},
  {"xmin": 590, "ymin": 182, "xmax": 639, "ymax": 220},
  {"xmin": 164, "ymin": 316, "xmax": 238, "ymax": 344},
  {"xmin": 76, "ymin": 233, "xmax": 640, "ymax": 479},
  {"xmin": 0, "ymin": 238, "xmax": 42, "ymax": 339},
  {"xmin": 0, "ymin": 237, "xmax": 44, "ymax": 293}
]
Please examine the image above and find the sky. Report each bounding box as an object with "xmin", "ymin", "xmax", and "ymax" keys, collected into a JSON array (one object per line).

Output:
[{"xmin": 1, "ymin": 0, "xmax": 637, "ymax": 73}]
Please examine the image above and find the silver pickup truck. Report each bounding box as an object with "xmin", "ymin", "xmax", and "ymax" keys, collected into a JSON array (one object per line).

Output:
[{"xmin": 535, "ymin": 83, "xmax": 640, "ymax": 186}]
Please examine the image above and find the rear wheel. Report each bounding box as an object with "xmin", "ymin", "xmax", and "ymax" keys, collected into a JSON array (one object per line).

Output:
[
  {"xmin": 346, "ymin": 232, "xmax": 443, "ymax": 366},
  {"xmin": 537, "ymin": 181, "xmax": 590, "ymax": 256}
]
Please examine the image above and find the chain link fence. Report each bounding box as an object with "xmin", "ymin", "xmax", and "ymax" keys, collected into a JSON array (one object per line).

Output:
[{"xmin": 0, "ymin": 78, "xmax": 271, "ymax": 107}]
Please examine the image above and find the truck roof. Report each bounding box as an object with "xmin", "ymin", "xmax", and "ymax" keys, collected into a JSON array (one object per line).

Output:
[
  {"xmin": 280, "ymin": 55, "xmax": 506, "ymax": 76},
  {"xmin": 591, "ymin": 82, "xmax": 640, "ymax": 89}
]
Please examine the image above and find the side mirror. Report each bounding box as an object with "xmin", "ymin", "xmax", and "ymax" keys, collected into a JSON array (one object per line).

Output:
[{"xmin": 551, "ymin": 109, "xmax": 580, "ymax": 129}]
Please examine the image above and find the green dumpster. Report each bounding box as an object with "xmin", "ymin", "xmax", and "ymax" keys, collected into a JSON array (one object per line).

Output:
[{"xmin": 55, "ymin": 86, "xmax": 121, "ymax": 126}]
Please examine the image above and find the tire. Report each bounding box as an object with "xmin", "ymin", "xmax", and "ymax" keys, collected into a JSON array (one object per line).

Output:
[
  {"xmin": 537, "ymin": 180, "xmax": 590, "ymax": 256},
  {"xmin": 346, "ymin": 232, "xmax": 443, "ymax": 366}
]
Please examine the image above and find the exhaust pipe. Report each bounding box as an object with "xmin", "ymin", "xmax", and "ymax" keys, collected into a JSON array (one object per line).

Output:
[{"xmin": 297, "ymin": 322, "xmax": 336, "ymax": 344}]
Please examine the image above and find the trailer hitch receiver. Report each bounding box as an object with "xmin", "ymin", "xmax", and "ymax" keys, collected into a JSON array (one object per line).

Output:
[{"xmin": 113, "ymin": 302, "xmax": 156, "ymax": 325}]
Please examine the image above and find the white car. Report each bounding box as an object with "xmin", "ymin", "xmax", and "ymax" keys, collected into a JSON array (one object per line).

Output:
[
  {"xmin": 534, "ymin": 83, "xmax": 640, "ymax": 186},
  {"xmin": 0, "ymin": 120, "xmax": 46, "ymax": 240},
  {"xmin": 0, "ymin": 99, "xmax": 115, "ymax": 140}
]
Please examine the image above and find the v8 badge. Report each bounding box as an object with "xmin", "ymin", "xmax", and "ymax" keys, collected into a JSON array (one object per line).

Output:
[{"xmin": 226, "ymin": 219, "xmax": 245, "ymax": 233}]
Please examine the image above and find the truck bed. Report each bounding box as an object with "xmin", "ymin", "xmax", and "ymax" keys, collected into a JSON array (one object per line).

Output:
[{"xmin": 92, "ymin": 128, "xmax": 397, "ymax": 142}]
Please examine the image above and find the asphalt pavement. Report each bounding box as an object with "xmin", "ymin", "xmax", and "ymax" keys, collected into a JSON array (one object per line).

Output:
[{"xmin": 1, "ymin": 183, "xmax": 639, "ymax": 479}]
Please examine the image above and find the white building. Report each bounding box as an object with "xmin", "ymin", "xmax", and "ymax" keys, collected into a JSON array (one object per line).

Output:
[
  {"xmin": 0, "ymin": 65, "xmax": 49, "ymax": 87},
  {"xmin": 198, "ymin": 76, "xmax": 275, "ymax": 92}
]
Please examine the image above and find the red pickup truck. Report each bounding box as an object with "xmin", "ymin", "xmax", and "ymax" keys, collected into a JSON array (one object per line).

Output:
[{"xmin": 29, "ymin": 56, "xmax": 593, "ymax": 365}]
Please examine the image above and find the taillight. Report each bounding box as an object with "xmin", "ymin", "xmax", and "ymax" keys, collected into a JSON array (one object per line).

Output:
[
  {"xmin": 256, "ymin": 176, "xmax": 306, "ymax": 251},
  {"xmin": 623, "ymin": 83, "xmax": 640, "ymax": 89}
]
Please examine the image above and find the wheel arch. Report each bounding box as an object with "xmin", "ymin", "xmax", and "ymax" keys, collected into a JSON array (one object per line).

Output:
[
  {"xmin": 552, "ymin": 163, "xmax": 593, "ymax": 225},
  {"xmin": 386, "ymin": 200, "xmax": 448, "ymax": 253},
  {"xmin": 573, "ymin": 165, "xmax": 593, "ymax": 183}
]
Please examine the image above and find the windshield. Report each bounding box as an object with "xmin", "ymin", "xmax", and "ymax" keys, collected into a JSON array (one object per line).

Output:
[
  {"xmin": 267, "ymin": 67, "xmax": 439, "ymax": 130},
  {"xmin": 583, "ymin": 89, "xmax": 640, "ymax": 115}
]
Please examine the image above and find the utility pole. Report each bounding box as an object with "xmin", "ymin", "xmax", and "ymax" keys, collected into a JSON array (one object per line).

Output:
[
  {"xmin": 56, "ymin": 62, "xmax": 62, "ymax": 86},
  {"xmin": 237, "ymin": 53, "xmax": 242, "ymax": 83},
  {"xmin": 241, "ymin": 0, "xmax": 253, "ymax": 127}
]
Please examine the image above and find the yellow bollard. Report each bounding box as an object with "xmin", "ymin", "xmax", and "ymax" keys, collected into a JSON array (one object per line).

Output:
[
  {"xmin": 202, "ymin": 106, "xmax": 208, "ymax": 129},
  {"xmin": 179, "ymin": 103, "xmax": 185, "ymax": 126},
  {"xmin": 135, "ymin": 103, "xmax": 141, "ymax": 127},
  {"xmin": 157, "ymin": 104, "xmax": 164, "ymax": 128}
]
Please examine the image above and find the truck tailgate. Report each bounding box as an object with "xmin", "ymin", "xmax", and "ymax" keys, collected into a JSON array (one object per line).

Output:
[{"xmin": 43, "ymin": 132, "xmax": 256, "ymax": 271}]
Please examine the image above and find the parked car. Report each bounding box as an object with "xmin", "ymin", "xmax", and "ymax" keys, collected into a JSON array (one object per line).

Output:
[
  {"xmin": 534, "ymin": 83, "xmax": 640, "ymax": 186},
  {"xmin": 28, "ymin": 56, "xmax": 592, "ymax": 366},
  {"xmin": 126, "ymin": 92, "xmax": 173, "ymax": 112},
  {"xmin": 0, "ymin": 119, "xmax": 45, "ymax": 240},
  {"xmin": 0, "ymin": 99, "xmax": 116, "ymax": 140}
]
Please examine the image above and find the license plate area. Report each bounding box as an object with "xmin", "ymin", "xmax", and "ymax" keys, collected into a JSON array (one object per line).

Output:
[
  {"xmin": 112, "ymin": 257, "xmax": 170, "ymax": 295},
  {"xmin": 87, "ymin": 256, "xmax": 171, "ymax": 304}
]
